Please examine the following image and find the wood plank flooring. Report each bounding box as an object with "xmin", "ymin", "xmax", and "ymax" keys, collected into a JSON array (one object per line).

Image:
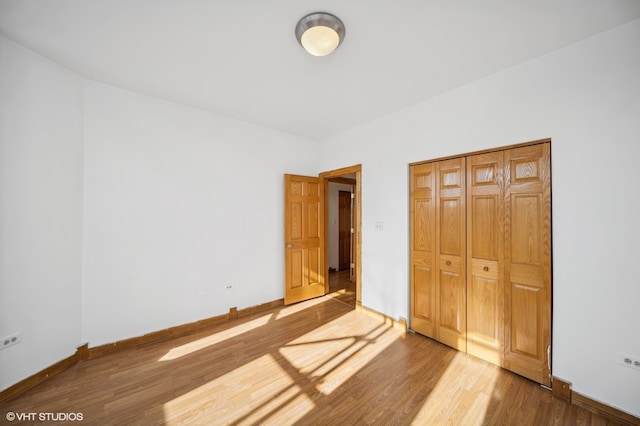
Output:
[
  {"xmin": 328, "ymin": 269, "xmax": 356, "ymax": 306},
  {"xmin": 0, "ymin": 296, "xmax": 624, "ymax": 425}
]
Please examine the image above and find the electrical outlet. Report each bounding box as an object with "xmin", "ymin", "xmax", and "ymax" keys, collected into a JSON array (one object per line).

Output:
[
  {"xmin": 1, "ymin": 332, "xmax": 22, "ymax": 350},
  {"xmin": 618, "ymin": 353, "xmax": 640, "ymax": 371},
  {"xmin": 225, "ymin": 284, "xmax": 233, "ymax": 290}
]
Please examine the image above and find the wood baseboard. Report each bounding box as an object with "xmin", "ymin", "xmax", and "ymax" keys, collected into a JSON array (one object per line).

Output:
[
  {"xmin": 88, "ymin": 313, "xmax": 231, "ymax": 359},
  {"xmin": 236, "ymin": 299, "xmax": 284, "ymax": 318},
  {"xmin": 551, "ymin": 375, "xmax": 639, "ymax": 425},
  {"xmin": 0, "ymin": 344, "xmax": 87, "ymax": 403},
  {"xmin": 551, "ymin": 376, "xmax": 572, "ymax": 402},
  {"xmin": 356, "ymin": 302, "xmax": 407, "ymax": 332},
  {"xmin": 572, "ymin": 391, "xmax": 640, "ymax": 426},
  {"xmin": 89, "ymin": 299, "xmax": 284, "ymax": 359},
  {"xmin": 0, "ymin": 299, "xmax": 284, "ymax": 403}
]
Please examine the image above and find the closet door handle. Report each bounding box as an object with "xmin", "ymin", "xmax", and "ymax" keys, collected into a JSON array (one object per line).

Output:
[
  {"xmin": 445, "ymin": 260, "xmax": 451, "ymax": 266},
  {"xmin": 483, "ymin": 266, "xmax": 489, "ymax": 272}
]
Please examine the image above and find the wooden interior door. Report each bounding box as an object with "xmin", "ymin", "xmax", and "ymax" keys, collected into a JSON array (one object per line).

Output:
[
  {"xmin": 503, "ymin": 143, "xmax": 552, "ymax": 386},
  {"xmin": 284, "ymin": 174, "xmax": 325, "ymax": 305},
  {"xmin": 435, "ymin": 158, "xmax": 467, "ymax": 351},
  {"xmin": 410, "ymin": 162, "xmax": 437, "ymax": 338},
  {"xmin": 338, "ymin": 190, "xmax": 352, "ymax": 271},
  {"xmin": 467, "ymin": 151, "xmax": 505, "ymax": 366}
]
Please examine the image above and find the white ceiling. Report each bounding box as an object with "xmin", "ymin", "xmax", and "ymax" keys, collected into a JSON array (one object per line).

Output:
[{"xmin": 2, "ymin": 1, "xmax": 640, "ymax": 140}]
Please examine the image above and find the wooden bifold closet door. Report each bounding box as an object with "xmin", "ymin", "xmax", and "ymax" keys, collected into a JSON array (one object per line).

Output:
[
  {"xmin": 466, "ymin": 151, "xmax": 505, "ymax": 367},
  {"xmin": 410, "ymin": 158, "xmax": 466, "ymax": 352},
  {"xmin": 410, "ymin": 141, "xmax": 551, "ymax": 386}
]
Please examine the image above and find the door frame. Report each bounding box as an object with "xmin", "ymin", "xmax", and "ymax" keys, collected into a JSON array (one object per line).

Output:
[{"xmin": 320, "ymin": 164, "xmax": 362, "ymax": 306}]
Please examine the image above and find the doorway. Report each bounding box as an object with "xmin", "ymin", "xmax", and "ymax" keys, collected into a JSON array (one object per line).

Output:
[{"xmin": 321, "ymin": 165, "xmax": 361, "ymax": 307}]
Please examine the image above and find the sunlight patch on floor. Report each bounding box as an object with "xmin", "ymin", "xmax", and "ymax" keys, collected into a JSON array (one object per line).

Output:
[
  {"xmin": 273, "ymin": 295, "xmax": 332, "ymax": 320},
  {"xmin": 280, "ymin": 311, "xmax": 401, "ymax": 396},
  {"xmin": 162, "ymin": 354, "xmax": 314, "ymax": 425},
  {"xmin": 158, "ymin": 313, "xmax": 274, "ymax": 361},
  {"xmin": 411, "ymin": 351, "xmax": 498, "ymax": 425}
]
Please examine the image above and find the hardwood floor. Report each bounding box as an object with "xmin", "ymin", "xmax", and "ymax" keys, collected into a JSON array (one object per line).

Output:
[
  {"xmin": 328, "ymin": 269, "xmax": 356, "ymax": 306},
  {"xmin": 0, "ymin": 296, "xmax": 625, "ymax": 425}
]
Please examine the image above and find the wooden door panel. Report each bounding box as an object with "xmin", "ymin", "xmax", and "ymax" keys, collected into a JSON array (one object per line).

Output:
[
  {"xmin": 414, "ymin": 199, "xmax": 432, "ymax": 251},
  {"xmin": 467, "ymin": 151, "xmax": 504, "ymax": 365},
  {"xmin": 511, "ymin": 194, "xmax": 542, "ymax": 265},
  {"xmin": 510, "ymin": 283, "xmax": 542, "ymax": 357},
  {"xmin": 290, "ymin": 202, "xmax": 303, "ymax": 239},
  {"xmin": 306, "ymin": 200, "xmax": 320, "ymax": 239},
  {"xmin": 440, "ymin": 167, "xmax": 461, "ymax": 189},
  {"xmin": 471, "ymin": 161, "xmax": 498, "ymax": 186},
  {"xmin": 510, "ymin": 264, "xmax": 543, "ymax": 287},
  {"xmin": 439, "ymin": 270, "xmax": 464, "ymax": 331},
  {"xmin": 410, "ymin": 163, "xmax": 436, "ymax": 338},
  {"xmin": 468, "ymin": 275, "xmax": 500, "ymax": 340},
  {"xmin": 470, "ymin": 196, "xmax": 498, "ymax": 259},
  {"xmin": 468, "ymin": 274, "xmax": 501, "ymax": 364},
  {"xmin": 290, "ymin": 250, "xmax": 304, "ymax": 289},
  {"xmin": 511, "ymin": 156, "xmax": 543, "ymax": 184},
  {"xmin": 438, "ymin": 269, "xmax": 466, "ymax": 351},
  {"xmin": 308, "ymin": 247, "xmax": 320, "ymax": 284},
  {"xmin": 285, "ymin": 174, "xmax": 325, "ymax": 305},
  {"xmin": 504, "ymin": 143, "xmax": 551, "ymax": 386},
  {"xmin": 440, "ymin": 198, "xmax": 463, "ymax": 255},
  {"xmin": 412, "ymin": 264, "xmax": 435, "ymax": 335}
]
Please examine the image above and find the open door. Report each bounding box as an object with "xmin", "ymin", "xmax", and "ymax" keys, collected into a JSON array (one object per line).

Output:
[{"xmin": 284, "ymin": 174, "xmax": 325, "ymax": 305}]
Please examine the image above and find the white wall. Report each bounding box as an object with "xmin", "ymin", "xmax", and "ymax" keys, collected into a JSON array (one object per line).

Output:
[
  {"xmin": 327, "ymin": 182, "xmax": 354, "ymax": 270},
  {"xmin": 0, "ymin": 35, "xmax": 84, "ymax": 391},
  {"xmin": 318, "ymin": 19, "xmax": 640, "ymax": 417},
  {"xmin": 82, "ymin": 82, "xmax": 318, "ymax": 346}
]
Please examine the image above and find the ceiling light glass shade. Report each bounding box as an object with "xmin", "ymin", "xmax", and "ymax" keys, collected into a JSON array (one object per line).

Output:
[{"xmin": 295, "ymin": 12, "xmax": 345, "ymax": 57}]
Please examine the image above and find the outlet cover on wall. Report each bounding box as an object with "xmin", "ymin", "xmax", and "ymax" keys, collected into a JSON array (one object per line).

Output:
[
  {"xmin": 1, "ymin": 331, "xmax": 22, "ymax": 350},
  {"xmin": 618, "ymin": 353, "xmax": 640, "ymax": 371}
]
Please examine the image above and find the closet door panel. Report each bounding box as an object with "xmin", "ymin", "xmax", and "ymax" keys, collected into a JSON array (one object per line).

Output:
[
  {"xmin": 504, "ymin": 143, "xmax": 551, "ymax": 386},
  {"xmin": 510, "ymin": 282, "xmax": 543, "ymax": 357},
  {"xmin": 511, "ymin": 194, "xmax": 542, "ymax": 265},
  {"xmin": 440, "ymin": 198, "xmax": 463, "ymax": 255},
  {"xmin": 467, "ymin": 152, "xmax": 504, "ymax": 365},
  {"xmin": 435, "ymin": 159, "xmax": 466, "ymax": 351},
  {"xmin": 437, "ymin": 268, "xmax": 466, "ymax": 349},
  {"xmin": 410, "ymin": 163, "xmax": 437, "ymax": 337}
]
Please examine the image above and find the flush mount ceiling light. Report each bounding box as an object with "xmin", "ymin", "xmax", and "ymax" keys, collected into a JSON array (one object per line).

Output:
[{"xmin": 295, "ymin": 12, "xmax": 345, "ymax": 57}]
